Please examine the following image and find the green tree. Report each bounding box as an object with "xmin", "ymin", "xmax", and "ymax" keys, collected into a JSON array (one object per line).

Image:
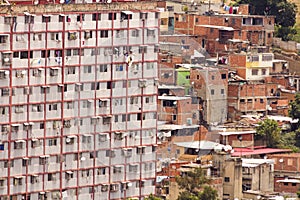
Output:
[
  {"xmin": 255, "ymin": 119, "xmax": 281, "ymax": 147},
  {"xmin": 176, "ymin": 168, "xmax": 217, "ymax": 200},
  {"xmin": 198, "ymin": 185, "xmax": 218, "ymax": 200},
  {"xmin": 144, "ymin": 194, "xmax": 162, "ymax": 200},
  {"xmin": 289, "ymin": 93, "xmax": 300, "ymax": 129},
  {"xmin": 275, "ymin": 26, "xmax": 297, "ymax": 42}
]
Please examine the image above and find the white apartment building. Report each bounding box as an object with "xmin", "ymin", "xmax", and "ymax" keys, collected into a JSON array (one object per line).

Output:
[{"xmin": 0, "ymin": 2, "xmax": 158, "ymax": 199}]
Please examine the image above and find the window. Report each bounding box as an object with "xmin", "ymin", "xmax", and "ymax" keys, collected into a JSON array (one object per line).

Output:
[
  {"xmin": 136, "ymin": 146, "xmax": 145, "ymax": 154},
  {"xmin": 65, "ymin": 171, "xmax": 73, "ymax": 180},
  {"xmin": 211, "ymin": 89, "xmax": 215, "ymax": 95},
  {"xmin": 50, "ymin": 68, "xmax": 59, "ymax": 76},
  {"xmin": 92, "ymin": 13, "xmax": 101, "ymax": 21},
  {"xmin": 1, "ymin": 88, "xmax": 10, "ymax": 96},
  {"xmin": 252, "ymin": 69, "xmax": 258, "ymax": 75},
  {"xmin": 82, "ymin": 135, "xmax": 91, "ymax": 143},
  {"xmin": 140, "ymin": 12, "xmax": 148, "ymax": 20},
  {"xmin": 99, "ymin": 64, "xmax": 108, "ymax": 72},
  {"xmin": 67, "ymin": 67, "xmax": 76, "ymax": 75},
  {"xmin": 77, "ymin": 14, "xmax": 85, "ymax": 22},
  {"xmin": 83, "ymin": 65, "xmax": 92, "ymax": 74},
  {"xmin": 99, "ymin": 100, "xmax": 108, "ymax": 107},
  {"xmin": 224, "ymin": 177, "xmax": 230, "ymax": 182},
  {"xmin": 147, "ymin": 29, "xmax": 155, "ymax": 37},
  {"xmin": 251, "ymin": 55, "xmax": 259, "ymax": 62},
  {"xmin": 58, "ymin": 15, "xmax": 64, "ymax": 22},
  {"xmin": 100, "ymin": 30, "xmax": 109, "ymax": 38},
  {"xmin": 14, "ymin": 141, "xmax": 24, "ymax": 149},
  {"xmin": 0, "ymin": 35, "xmax": 8, "ymax": 44},
  {"xmin": 116, "ymin": 65, "xmax": 123, "ymax": 71},
  {"xmin": 13, "ymin": 177, "xmax": 23, "ymax": 186},
  {"xmin": 262, "ymin": 69, "xmax": 266, "ymax": 75},
  {"xmin": 97, "ymin": 167, "xmax": 106, "ymax": 175},
  {"xmin": 84, "ymin": 31, "xmax": 92, "ymax": 39},
  {"xmin": 50, "ymin": 32, "xmax": 61, "ymax": 41},
  {"xmin": 128, "ymin": 164, "xmax": 138, "ymax": 172},
  {"xmin": 40, "ymin": 122, "xmax": 44, "ymax": 129},
  {"xmin": 132, "ymin": 29, "xmax": 139, "ymax": 37},
  {"xmin": 113, "ymin": 166, "xmax": 122, "ymax": 173},
  {"xmin": 106, "ymin": 150, "xmax": 116, "ymax": 157},
  {"xmin": 32, "ymin": 104, "xmax": 43, "ymax": 112},
  {"xmin": 48, "ymin": 138, "xmax": 57, "ymax": 146},
  {"xmin": 48, "ymin": 173, "xmax": 56, "ymax": 181},
  {"xmin": 115, "ymin": 30, "xmax": 124, "ymax": 38},
  {"xmin": 25, "ymin": 15, "xmax": 34, "ymax": 24},
  {"xmin": 82, "ymin": 100, "xmax": 92, "ymax": 108},
  {"xmin": 221, "ymin": 74, "xmax": 226, "ymax": 79},
  {"xmin": 42, "ymin": 16, "xmax": 51, "ymax": 23},
  {"xmin": 41, "ymin": 50, "xmax": 50, "ymax": 58},
  {"xmin": 108, "ymin": 13, "xmax": 116, "ymax": 20},
  {"xmin": 91, "ymin": 82, "xmax": 100, "ymax": 90},
  {"xmin": 39, "ymin": 156, "xmax": 49, "ymax": 165},
  {"xmin": 4, "ymin": 160, "xmax": 14, "ymax": 168},
  {"xmin": 139, "ymin": 46, "xmax": 147, "ymax": 54},
  {"xmin": 262, "ymin": 54, "xmax": 273, "ymax": 61},
  {"xmin": 221, "ymin": 89, "xmax": 225, "ymax": 95},
  {"xmin": 49, "ymin": 104, "xmax": 58, "ymax": 111}
]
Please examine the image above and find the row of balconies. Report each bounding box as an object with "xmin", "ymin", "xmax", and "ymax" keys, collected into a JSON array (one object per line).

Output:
[{"xmin": 0, "ymin": 180, "xmax": 156, "ymax": 199}]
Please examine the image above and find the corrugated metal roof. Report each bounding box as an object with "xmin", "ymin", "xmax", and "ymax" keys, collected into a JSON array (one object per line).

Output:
[
  {"xmin": 175, "ymin": 141, "xmax": 224, "ymax": 150},
  {"xmin": 219, "ymin": 130, "xmax": 256, "ymax": 136},
  {"xmin": 232, "ymin": 148, "xmax": 291, "ymax": 157},
  {"xmin": 158, "ymin": 96, "xmax": 191, "ymax": 101}
]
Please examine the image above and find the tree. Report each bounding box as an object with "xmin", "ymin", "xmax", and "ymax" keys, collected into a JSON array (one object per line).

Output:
[
  {"xmin": 198, "ymin": 185, "xmax": 218, "ymax": 200},
  {"xmin": 144, "ymin": 194, "xmax": 162, "ymax": 200},
  {"xmin": 176, "ymin": 168, "xmax": 217, "ymax": 200},
  {"xmin": 289, "ymin": 93, "xmax": 300, "ymax": 129},
  {"xmin": 255, "ymin": 119, "xmax": 281, "ymax": 148}
]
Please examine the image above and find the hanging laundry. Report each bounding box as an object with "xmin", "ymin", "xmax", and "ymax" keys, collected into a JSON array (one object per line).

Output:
[{"xmin": 229, "ymin": 6, "xmax": 233, "ymax": 14}]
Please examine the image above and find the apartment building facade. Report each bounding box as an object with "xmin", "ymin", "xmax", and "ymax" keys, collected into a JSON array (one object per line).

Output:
[{"xmin": 0, "ymin": 2, "xmax": 158, "ymax": 199}]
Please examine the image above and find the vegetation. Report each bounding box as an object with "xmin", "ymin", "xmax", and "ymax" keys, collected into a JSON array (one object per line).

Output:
[
  {"xmin": 144, "ymin": 194, "xmax": 162, "ymax": 200},
  {"xmin": 176, "ymin": 168, "xmax": 218, "ymax": 200},
  {"xmin": 289, "ymin": 93, "xmax": 300, "ymax": 129},
  {"xmin": 234, "ymin": 0, "xmax": 298, "ymax": 41},
  {"xmin": 255, "ymin": 119, "xmax": 281, "ymax": 148}
]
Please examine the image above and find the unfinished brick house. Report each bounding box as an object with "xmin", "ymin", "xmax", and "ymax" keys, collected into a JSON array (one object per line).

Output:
[
  {"xmin": 173, "ymin": 5, "xmax": 275, "ymax": 56},
  {"xmin": 228, "ymin": 81, "xmax": 267, "ymax": 120}
]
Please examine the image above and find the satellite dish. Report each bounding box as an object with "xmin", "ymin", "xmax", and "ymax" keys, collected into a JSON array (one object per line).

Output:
[
  {"xmin": 80, "ymin": 157, "xmax": 86, "ymax": 161},
  {"xmin": 127, "ymin": 182, "xmax": 132, "ymax": 187},
  {"xmin": 60, "ymin": 0, "xmax": 64, "ymax": 3},
  {"xmin": 279, "ymin": 158, "xmax": 283, "ymax": 163},
  {"xmin": 66, "ymin": 138, "xmax": 71, "ymax": 143},
  {"xmin": 106, "ymin": 0, "xmax": 112, "ymax": 3}
]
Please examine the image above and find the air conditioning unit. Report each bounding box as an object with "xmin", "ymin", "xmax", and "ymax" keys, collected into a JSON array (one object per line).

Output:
[
  {"xmin": 84, "ymin": 31, "xmax": 91, "ymax": 39},
  {"xmin": 16, "ymin": 70, "xmax": 25, "ymax": 78},
  {"xmin": 63, "ymin": 120, "xmax": 71, "ymax": 128},
  {"xmin": 114, "ymin": 132, "xmax": 125, "ymax": 140},
  {"xmin": 68, "ymin": 32, "xmax": 77, "ymax": 40},
  {"xmin": 138, "ymin": 79, "xmax": 147, "ymax": 88},
  {"xmin": 101, "ymin": 185, "xmax": 109, "ymax": 192},
  {"xmin": 110, "ymin": 184, "xmax": 119, "ymax": 192},
  {"xmin": 66, "ymin": 136, "xmax": 75, "ymax": 144},
  {"xmin": 0, "ymin": 70, "xmax": 8, "ymax": 79},
  {"xmin": 122, "ymin": 148, "xmax": 132, "ymax": 157}
]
